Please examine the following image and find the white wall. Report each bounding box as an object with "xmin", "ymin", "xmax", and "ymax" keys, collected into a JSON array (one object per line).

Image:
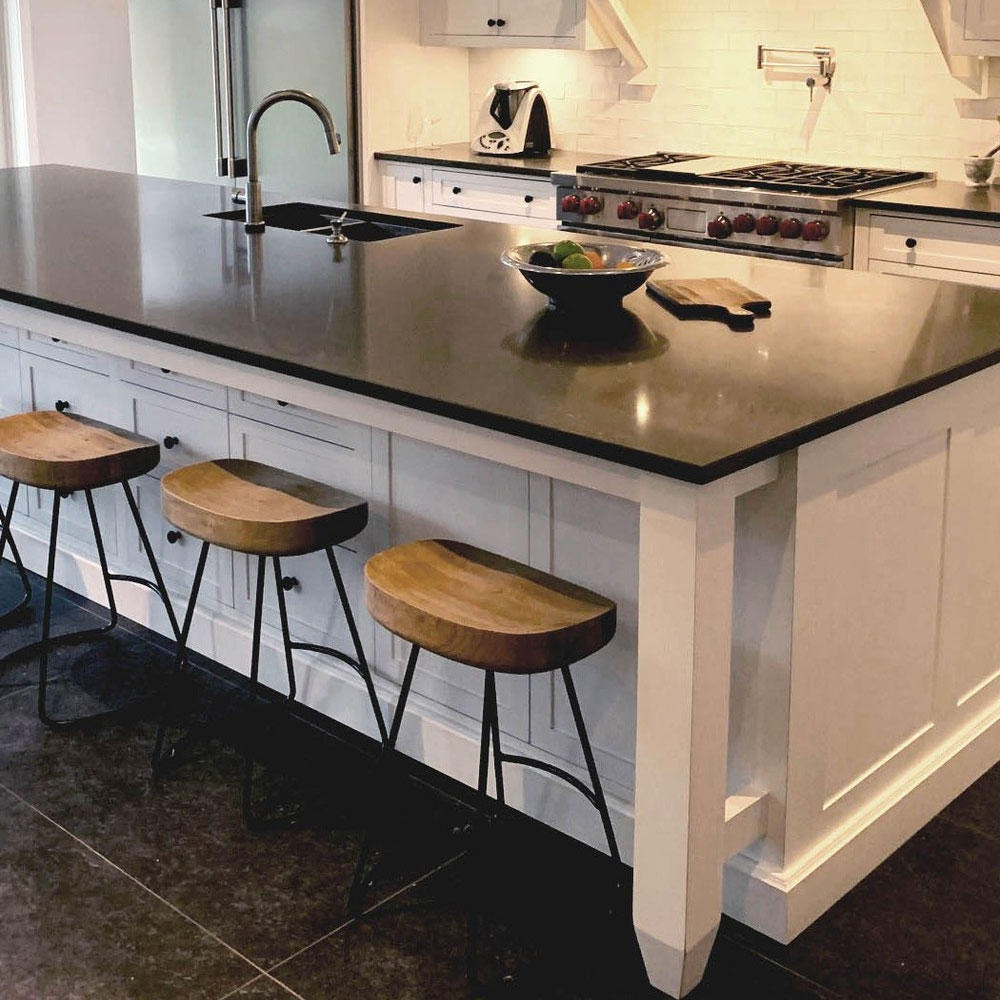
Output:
[
  {"xmin": 17, "ymin": 0, "xmax": 136, "ymax": 172},
  {"xmin": 359, "ymin": 0, "xmax": 468, "ymax": 200},
  {"xmin": 469, "ymin": 0, "xmax": 1000, "ymax": 182}
]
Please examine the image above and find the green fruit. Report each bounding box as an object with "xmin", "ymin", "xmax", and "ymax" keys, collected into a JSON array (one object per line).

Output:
[
  {"xmin": 553, "ymin": 239, "xmax": 585, "ymax": 262},
  {"xmin": 561, "ymin": 253, "xmax": 593, "ymax": 270}
]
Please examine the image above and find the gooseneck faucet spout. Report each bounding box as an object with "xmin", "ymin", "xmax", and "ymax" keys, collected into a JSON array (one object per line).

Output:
[{"xmin": 244, "ymin": 89, "xmax": 341, "ymax": 233}]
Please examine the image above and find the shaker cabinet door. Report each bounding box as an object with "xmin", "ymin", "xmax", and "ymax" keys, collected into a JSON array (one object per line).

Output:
[
  {"xmin": 499, "ymin": 0, "xmax": 580, "ymax": 37},
  {"xmin": 963, "ymin": 0, "xmax": 1000, "ymax": 41},
  {"xmin": 438, "ymin": 0, "xmax": 498, "ymax": 36}
]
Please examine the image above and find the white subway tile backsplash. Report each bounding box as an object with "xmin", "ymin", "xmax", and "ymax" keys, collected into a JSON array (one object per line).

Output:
[{"xmin": 465, "ymin": 0, "xmax": 999, "ymax": 181}]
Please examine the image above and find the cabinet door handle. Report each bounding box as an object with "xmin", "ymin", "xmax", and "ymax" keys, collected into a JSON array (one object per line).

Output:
[
  {"xmin": 166, "ymin": 530, "xmax": 182, "ymax": 545},
  {"xmin": 412, "ymin": 175, "xmax": 422, "ymax": 184},
  {"xmin": 905, "ymin": 237, "xmax": 917, "ymax": 249},
  {"xmin": 277, "ymin": 399, "xmax": 289, "ymax": 407},
  {"xmin": 51, "ymin": 337, "xmax": 61, "ymax": 343},
  {"xmin": 487, "ymin": 18, "xmax": 496, "ymax": 26},
  {"xmin": 55, "ymin": 399, "xmax": 70, "ymax": 412},
  {"xmin": 281, "ymin": 575, "xmax": 299, "ymax": 592},
  {"xmin": 160, "ymin": 367, "xmax": 172, "ymax": 374},
  {"xmin": 452, "ymin": 186, "xmax": 462, "ymax": 194},
  {"xmin": 524, "ymin": 194, "xmax": 534, "ymax": 203},
  {"xmin": 496, "ymin": 17, "xmax": 506, "ymax": 26},
  {"xmin": 162, "ymin": 435, "xmax": 179, "ymax": 450}
]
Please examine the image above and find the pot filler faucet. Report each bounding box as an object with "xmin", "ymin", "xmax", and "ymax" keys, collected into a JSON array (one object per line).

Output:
[{"xmin": 244, "ymin": 89, "xmax": 341, "ymax": 233}]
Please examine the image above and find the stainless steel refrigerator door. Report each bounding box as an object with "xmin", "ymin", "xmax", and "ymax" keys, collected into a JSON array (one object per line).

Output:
[{"xmin": 129, "ymin": 0, "xmax": 351, "ymax": 201}]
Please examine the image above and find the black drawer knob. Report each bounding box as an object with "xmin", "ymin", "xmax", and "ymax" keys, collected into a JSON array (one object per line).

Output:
[
  {"xmin": 487, "ymin": 17, "xmax": 496, "ymax": 26},
  {"xmin": 166, "ymin": 530, "xmax": 182, "ymax": 545},
  {"xmin": 160, "ymin": 367, "xmax": 171, "ymax": 374},
  {"xmin": 162, "ymin": 435, "xmax": 179, "ymax": 450},
  {"xmin": 524, "ymin": 195, "xmax": 534, "ymax": 204},
  {"xmin": 412, "ymin": 175, "xmax": 421, "ymax": 184},
  {"xmin": 277, "ymin": 400, "xmax": 289, "ymax": 407},
  {"xmin": 905, "ymin": 237, "xmax": 917, "ymax": 249},
  {"xmin": 51, "ymin": 337, "xmax": 60, "ymax": 343},
  {"xmin": 452, "ymin": 186, "xmax": 462, "ymax": 195},
  {"xmin": 496, "ymin": 17, "xmax": 506, "ymax": 26},
  {"xmin": 281, "ymin": 576, "xmax": 299, "ymax": 592},
  {"xmin": 55, "ymin": 399, "xmax": 70, "ymax": 412}
]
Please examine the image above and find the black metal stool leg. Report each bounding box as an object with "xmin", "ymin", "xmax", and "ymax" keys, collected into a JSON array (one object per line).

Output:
[
  {"xmin": 346, "ymin": 642, "xmax": 420, "ymax": 916},
  {"xmin": 35, "ymin": 491, "xmax": 62, "ymax": 725},
  {"xmin": 241, "ymin": 554, "xmax": 268, "ymax": 827},
  {"xmin": 272, "ymin": 556, "xmax": 297, "ymax": 703},
  {"xmin": 151, "ymin": 540, "xmax": 210, "ymax": 773},
  {"xmin": 326, "ymin": 547, "xmax": 388, "ymax": 743},
  {"xmin": 0, "ymin": 481, "xmax": 31, "ymax": 627}
]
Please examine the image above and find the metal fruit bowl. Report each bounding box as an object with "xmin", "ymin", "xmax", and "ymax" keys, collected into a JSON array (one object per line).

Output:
[{"xmin": 501, "ymin": 242, "xmax": 668, "ymax": 310}]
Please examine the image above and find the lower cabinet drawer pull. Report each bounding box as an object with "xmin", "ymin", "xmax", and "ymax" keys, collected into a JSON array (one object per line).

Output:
[
  {"xmin": 51, "ymin": 337, "xmax": 61, "ymax": 343},
  {"xmin": 412, "ymin": 176, "xmax": 421, "ymax": 184},
  {"xmin": 162, "ymin": 435, "xmax": 179, "ymax": 450},
  {"xmin": 452, "ymin": 186, "xmax": 462, "ymax": 195},
  {"xmin": 524, "ymin": 195, "xmax": 534, "ymax": 204},
  {"xmin": 905, "ymin": 237, "xmax": 917, "ymax": 249},
  {"xmin": 160, "ymin": 367, "xmax": 171, "ymax": 374},
  {"xmin": 55, "ymin": 400, "xmax": 70, "ymax": 412},
  {"xmin": 281, "ymin": 576, "xmax": 299, "ymax": 592},
  {"xmin": 166, "ymin": 530, "xmax": 182, "ymax": 545},
  {"xmin": 277, "ymin": 400, "xmax": 289, "ymax": 407}
]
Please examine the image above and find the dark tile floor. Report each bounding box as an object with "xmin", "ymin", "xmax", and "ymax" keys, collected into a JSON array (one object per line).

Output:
[{"xmin": 1, "ymin": 569, "xmax": 999, "ymax": 1000}]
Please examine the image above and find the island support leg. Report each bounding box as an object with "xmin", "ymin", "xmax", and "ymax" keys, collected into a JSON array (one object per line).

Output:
[{"xmin": 633, "ymin": 475, "xmax": 742, "ymax": 998}]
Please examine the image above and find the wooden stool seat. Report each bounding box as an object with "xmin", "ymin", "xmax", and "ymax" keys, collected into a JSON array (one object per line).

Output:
[
  {"xmin": 0, "ymin": 410, "xmax": 160, "ymax": 490},
  {"xmin": 161, "ymin": 458, "xmax": 368, "ymax": 556},
  {"xmin": 364, "ymin": 539, "xmax": 616, "ymax": 674}
]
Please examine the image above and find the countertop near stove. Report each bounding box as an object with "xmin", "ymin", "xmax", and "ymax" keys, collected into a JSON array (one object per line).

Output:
[
  {"xmin": 853, "ymin": 179, "xmax": 1000, "ymax": 223},
  {"xmin": 374, "ymin": 143, "xmax": 612, "ymax": 178},
  {"xmin": 8, "ymin": 165, "xmax": 1000, "ymax": 484}
]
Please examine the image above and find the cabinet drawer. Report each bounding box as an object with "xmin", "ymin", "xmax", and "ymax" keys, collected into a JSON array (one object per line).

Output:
[
  {"xmin": 21, "ymin": 357, "xmax": 120, "ymax": 550},
  {"xmin": 122, "ymin": 387, "xmax": 229, "ymax": 480},
  {"xmin": 430, "ymin": 168, "xmax": 556, "ymax": 220},
  {"xmin": 227, "ymin": 389, "xmax": 372, "ymax": 452},
  {"xmin": 0, "ymin": 344, "xmax": 20, "ymax": 415},
  {"xmin": 0, "ymin": 322, "xmax": 18, "ymax": 349},
  {"xmin": 19, "ymin": 329, "xmax": 113, "ymax": 374},
  {"xmin": 868, "ymin": 213, "xmax": 1000, "ymax": 277},
  {"xmin": 125, "ymin": 476, "xmax": 233, "ymax": 608},
  {"xmin": 119, "ymin": 360, "xmax": 228, "ymax": 410},
  {"xmin": 229, "ymin": 416, "xmax": 375, "ymax": 654},
  {"xmin": 868, "ymin": 258, "xmax": 1000, "ymax": 289}
]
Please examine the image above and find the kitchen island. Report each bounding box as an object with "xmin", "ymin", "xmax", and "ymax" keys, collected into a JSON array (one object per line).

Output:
[{"xmin": 4, "ymin": 165, "xmax": 1000, "ymax": 997}]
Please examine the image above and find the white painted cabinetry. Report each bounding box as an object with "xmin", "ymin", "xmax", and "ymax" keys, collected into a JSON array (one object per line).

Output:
[
  {"xmin": 421, "ymin": 0, "xmax": 592, "ymax": 48},
  {"xmin": 379, "ymin": 161, "xmax": 557, "ymax": 225},
  {"xmin": 949, "ymin": 0, "xmax": 1000, "ymax": 55},
  {"xmin": 853, "ymin": 208, "xmax": 1000, "ymax": 289}
]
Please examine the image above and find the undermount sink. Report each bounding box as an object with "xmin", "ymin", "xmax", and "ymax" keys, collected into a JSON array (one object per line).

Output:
[{"xmin": 206, "ymin": 202, "xmax": 460, "ymax": 242}]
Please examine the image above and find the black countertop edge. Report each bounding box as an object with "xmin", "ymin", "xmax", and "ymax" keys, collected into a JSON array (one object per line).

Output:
[
  {"xmin": 849, "ymin": 196, "xmax": 1000, "ymax": 223},
  {"xmin": 5, "ymin": 285, "xmax": 997, "ymax": 489},
  {"xmin": 374, "ymin": 149, "xmax": 556, "ymax": 178}
]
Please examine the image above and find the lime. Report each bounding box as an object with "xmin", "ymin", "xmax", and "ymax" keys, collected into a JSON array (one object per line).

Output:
[
  {"xmin": 553, "ymin": 239, "xmax": 585, "ymax": 262},
  {"xmin": 561, "ymin": 253, "xmax": 593, "ymax": 270}
]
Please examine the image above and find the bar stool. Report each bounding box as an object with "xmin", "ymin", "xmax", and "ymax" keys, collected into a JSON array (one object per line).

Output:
[
  {"xmin": 348, "ymin": 538, "xmax": 622, "ymax": 930},
  {"xmin": 0, "ymin": 409, "xmax": 182, "ymax": 726},
  {"xmin": 154, "ymin": 458, "xmax": 388, "ymax": 823},
  {"xmin": 0, "ymin": 486, "xmax": 31, "ymax": 626}
]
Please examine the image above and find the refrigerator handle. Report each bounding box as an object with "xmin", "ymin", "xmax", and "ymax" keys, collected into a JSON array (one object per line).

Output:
[
  {"xmin": 220, "ymin": 0, "xmax": 247, "ymax": 178},
  {"xmin": 210, "ymin": 0, "xmax": 226, "ymax": 176}
]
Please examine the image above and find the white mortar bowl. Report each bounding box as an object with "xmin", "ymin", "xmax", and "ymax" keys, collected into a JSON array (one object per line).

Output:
[{"xmin": 964, "ymin": 156, "xmax": 995, "ymax": 187}]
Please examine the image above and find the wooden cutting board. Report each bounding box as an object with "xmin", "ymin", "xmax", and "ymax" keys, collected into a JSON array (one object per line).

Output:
[{"xmin": 646, "ymin": 277, "xmax": 772, "ymax": 325}]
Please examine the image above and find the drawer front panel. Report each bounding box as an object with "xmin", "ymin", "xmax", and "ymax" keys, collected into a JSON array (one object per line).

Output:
[
  {"xmin": 20, "ymin": 329, "xmax": 113, "ymax": 374},
  {"xmin": 124, "ymin": 387, "xmax": 229, "ymax": 480},
  {"xmin": 430, "ymin": 168, "xmax": 556, "ymax": 219},
  {"xmin": 867, "ymin": 257, "xmax": 1000, "ymax": 290},
  {"xmin": 119, "ymin": 360, "xmax": 228, "ymax": 410},
  {"xmin": 127, "ymin": 476, "xmax": 234, "ymax": 607},
  {"xmin": 227, "ymin": 389, "xmax": 371, "ymax": 451},
  {"xmin": 21, "ymin": 358, "xmax": 119, "ymax": 551},
  {"xmin": 0, "ymin": 322, "xmax": 18, "ymax": 349},
  {"xmin": 868, "ymin": 213, "xmax": 1000, "ymax": 276}
]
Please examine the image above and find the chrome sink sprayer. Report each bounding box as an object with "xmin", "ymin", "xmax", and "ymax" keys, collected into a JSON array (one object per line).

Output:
[{"xmin": 244, "ymin": 89, "xmax": 341, "ymax": 233}]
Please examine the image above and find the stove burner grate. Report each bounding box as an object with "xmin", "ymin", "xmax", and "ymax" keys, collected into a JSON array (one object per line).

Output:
[
  {"xmin": 703, "ymin": 161, "xmax": 928, "ymax": 194},
  {"xmin": 579, "ymin": 151, "xmax": 708, "ymax": 174}
]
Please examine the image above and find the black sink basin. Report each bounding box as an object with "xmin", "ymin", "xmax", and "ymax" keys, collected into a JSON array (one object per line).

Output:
[{"xmin": 206, "ymin": 202, "xmax": 460, "ymax": 241}]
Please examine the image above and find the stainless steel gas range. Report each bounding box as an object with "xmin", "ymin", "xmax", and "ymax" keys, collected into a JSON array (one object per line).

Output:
[{"xmin": 554, "ymin": 153, "xmax": 934, "ymax": 267}]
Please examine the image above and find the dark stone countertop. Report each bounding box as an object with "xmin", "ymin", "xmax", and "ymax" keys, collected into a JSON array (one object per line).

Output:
[
  {"xmin": 853, "ymin": 179, "xmax": 1000, "ymax": 222},
  {"xmin": 4, "ymin": 164, "xmax": 1000, "ymax": 485},
  {"xmin": 374, "ymin": 143, "xmax": 611, "ymax": 178}
]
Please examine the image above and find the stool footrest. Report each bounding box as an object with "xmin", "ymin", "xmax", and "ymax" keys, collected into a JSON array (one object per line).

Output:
[
  {"xmin": 496, "ymin": 752, "xmax": 600, "ymax": 809},
  {"xmin": 289, "ymin": 640, "xmax": 366, "ymax": 681}
]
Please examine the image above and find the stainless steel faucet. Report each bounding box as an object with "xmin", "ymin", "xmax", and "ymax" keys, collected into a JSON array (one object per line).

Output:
[{"xmin": 244, "ymin": 89, "xmax": 341, "ymax": 233}]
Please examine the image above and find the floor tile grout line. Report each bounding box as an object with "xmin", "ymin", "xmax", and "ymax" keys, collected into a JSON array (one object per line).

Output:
[
  {"xmin": 0, "ymin": 779, "xmax": 276, "ymax": 987},
  {"xmin": 721, "ymin": 935, "xmax": 850, "ymax": 999},
  {"xmin": 261, "ymin": 849, "xmax": 469, "ymax": 980}
]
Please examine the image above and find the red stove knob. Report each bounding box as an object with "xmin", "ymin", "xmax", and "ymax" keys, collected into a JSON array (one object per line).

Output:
[
  {"xmin": 802, "ymin": 219, "xmax": 831, "ymax": 242},
  {"xmin": 733, "ymin": 213, "xmax": 756, "ymax": 233},
  {"xmin": 617, "ymin": 199, "xmax": 640, "ymax": 220},
  {"xmin": 561, "ymin": 193, "xmax": 581, "ymax": 213},
  {"xmin": 579, "ymin": 195, "xmax": 603, "ymax": 215},
  {"xmin": 637, "ymin": 207, "xmax": 664, "ymax": 230},
  {"xmin": 707, "ymin": 214, "xmax": 733, "ymax": 239},
  {"xmin": 779, "ymin": 217, "xmax": 803, "ymax": 239},
  {"xmin": 756, "ymin": 214, "xmax": 779, "ymax": 236}
]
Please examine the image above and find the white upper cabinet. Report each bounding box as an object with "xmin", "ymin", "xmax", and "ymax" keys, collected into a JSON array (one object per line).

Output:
[
  {"xmin": 421, "ymin": 0, "xmax": 598, "ymax": 49},
  {"xmin": 949, "ymin": 0, "xmax": 1000, "ymax": 54}
]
